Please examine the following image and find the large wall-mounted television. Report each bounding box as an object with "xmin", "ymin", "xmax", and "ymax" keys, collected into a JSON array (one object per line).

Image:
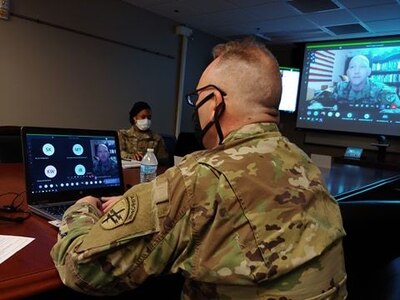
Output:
[
  {"xmin": 296, "ymin": 36, "xmax": 400, "ymax": 137},
  {"xmin": 279, "ymin": 66, "xmax": 301, "ymax": 113}
]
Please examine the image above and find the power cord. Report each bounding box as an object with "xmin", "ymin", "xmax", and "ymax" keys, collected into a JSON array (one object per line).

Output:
[{"xmin": 0, "ymin": 191, "xmax": 31, "ymax": 223}]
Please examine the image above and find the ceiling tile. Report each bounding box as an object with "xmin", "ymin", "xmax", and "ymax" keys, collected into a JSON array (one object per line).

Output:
[
  {"xmin": 306, "ymin": 9, "xmax": 357, "ymax": 26},
  {"xmin": 189, "ymin": 8, "xmax": 255, "ymax": 27},
  {"xmin": 288, "ymin": 0, "xmax": 339, "ymax": 13},
  {"xmin": 351, "ymin": 4, "xmax": 400, "ymax": 21},
  {"xmin": 241, "ymin": 1, "xmax": 299, "ymax": 20},
  {"xmin": 258, "ymin": 15, "xmax": 317, "ymax": 33},
  {"xmin": 326, "ymin": 23, "xmax": 368, "ymax": 35},
  {"xmin": 149, "ymin": 0, "xmax": 237, "ymax": 17},
  {"xmin": 225, "ymin": 0, "xmax": 277, "ymax": 8},
  {"xmin": 122, "ymin": 0, "xmax": 171, "ymax": 9},
  {"xmin": 366, "ymin": 18, "xmax": 400, "ymax": 33},
  {"xmin": 121, "ymin": 0, "xmax": 400, "ymax": 44},
  {"xmin": 266, "ymin": 28, "xmax": 332, "ymax": 42},
  {"xmin": 338, "ymin": 0, "xmax": 396, "ymax": 9}
]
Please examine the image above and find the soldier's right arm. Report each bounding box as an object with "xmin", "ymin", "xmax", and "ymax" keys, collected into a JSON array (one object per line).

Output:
[{"xmin": 50, "ymin": 166, "xmax": 194, "ymax": 296}]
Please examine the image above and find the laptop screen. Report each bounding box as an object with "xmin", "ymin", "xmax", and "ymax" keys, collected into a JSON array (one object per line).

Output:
[{"xmin": 21, "ymin": 127, "xmax": 125, "ymax": 203}]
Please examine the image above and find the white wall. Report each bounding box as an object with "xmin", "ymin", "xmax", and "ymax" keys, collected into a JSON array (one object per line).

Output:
[{"xmin": 0, "ymin": 0, "xmax": 222, "ymax": 135}]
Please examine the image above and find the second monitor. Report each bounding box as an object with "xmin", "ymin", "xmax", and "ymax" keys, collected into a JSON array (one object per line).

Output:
[{"xmin": 279, "ymin": 66, "xmax": 301, "ymax": 113}]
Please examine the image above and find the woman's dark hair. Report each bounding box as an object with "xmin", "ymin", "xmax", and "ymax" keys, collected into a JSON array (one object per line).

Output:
[{"xmin": 129, "ymin": 101, "xmax": 151, "ymax": 125}]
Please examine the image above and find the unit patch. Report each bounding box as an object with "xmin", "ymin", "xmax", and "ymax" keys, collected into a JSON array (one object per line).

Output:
[{"xmin": 101, "ymin": 196, "xmax": 138, "ymax": 230}]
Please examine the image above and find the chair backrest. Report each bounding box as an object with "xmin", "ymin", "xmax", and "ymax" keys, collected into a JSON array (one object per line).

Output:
[
  {"xmin": 0, "ymin": 126, "xmax": 22, "ymax": 163},
  {"xmin": 160, "ymin": 133, "xmax": 177, "ymax": 167},
  {"xmin": 339, "ymin": 200, "xmax": 400, "ymax": 299},
  {"xmin": 174, "ymin": 132, "xmax": 204, "ymax": 157}
]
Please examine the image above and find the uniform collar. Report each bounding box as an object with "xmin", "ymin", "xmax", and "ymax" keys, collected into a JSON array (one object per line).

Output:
[{"xmin": 223, "ymin": 122, "xmax": 279, "ymax": 144}]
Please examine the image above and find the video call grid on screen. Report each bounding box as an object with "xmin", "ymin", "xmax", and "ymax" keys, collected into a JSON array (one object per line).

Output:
[
  {"xmin": 24, "ymin": 133, "xmax": 122, "ymax": 195},
  {"xmin": 296, "ymin": 36, "xmax": 400, "ymax": 137}
]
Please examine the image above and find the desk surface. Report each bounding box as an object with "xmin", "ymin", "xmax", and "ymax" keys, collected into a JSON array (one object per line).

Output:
[
  {"xmin": 1, "ymin": 162, "xmax": 399, "ymax": 298},
  {"xmin": 0, "ymin": 164, "xmax": 60, "ymax": 299}
]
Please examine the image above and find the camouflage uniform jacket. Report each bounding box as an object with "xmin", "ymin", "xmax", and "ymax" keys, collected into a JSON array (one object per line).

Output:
[
  {"xmin": 92, "ymin": 158, "xmax": 119, "ymax": 177},
  {"xmin": 51, "ymin": 123, "xmax": 347, "ymax": 299},
  {"xmin": 118, "ymin": 126, "xmax": 169, "ymax": 164},
  {"xmin": 332, "ymin": 78, "xmax": 400, "ymax": 107}
]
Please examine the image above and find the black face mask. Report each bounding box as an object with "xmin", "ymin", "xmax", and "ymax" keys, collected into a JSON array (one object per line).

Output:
[{"xmin": 192, "ymin": 92, "xmax": 225, "ymax": 147}]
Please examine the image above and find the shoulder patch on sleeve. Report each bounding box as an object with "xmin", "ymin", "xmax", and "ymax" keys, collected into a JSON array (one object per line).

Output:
[
  {"xmin": 77, "ymin": 183, "xmax": 160, "ymax": 252},
  {"xmin": 101, "ymin": 196, "xmax": 138, "ymax": 230}
]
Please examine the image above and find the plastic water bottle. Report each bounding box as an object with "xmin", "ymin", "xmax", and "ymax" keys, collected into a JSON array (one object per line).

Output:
[{"xmin": 140, "ymin": 148, "xmax": 158, "ymax": 183}]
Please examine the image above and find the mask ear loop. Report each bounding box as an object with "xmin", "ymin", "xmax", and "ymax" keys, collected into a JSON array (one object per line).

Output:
[
  {"xmin": 198, "ymin": 93, "xmax": 226, "ymax": 145},
  {"xmin": 213, "ymin": 101, "xmax": 225, "ymax": 144},
  {"xmin": 195, "ymin": 92, "xmax": 215, "ymax": 143}
]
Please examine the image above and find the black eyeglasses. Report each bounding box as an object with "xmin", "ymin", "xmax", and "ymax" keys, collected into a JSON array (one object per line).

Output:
[{"xmin": 185, "ymin": 84, "xmax": 227, "ymax": 107}]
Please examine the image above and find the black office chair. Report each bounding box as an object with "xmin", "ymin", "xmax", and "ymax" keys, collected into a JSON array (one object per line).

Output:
[
  {"xmin": 174, "ymin": 132, "xmax": 204, "ymax": 157},
  {"xmin": 160, "ymin": 133, "xmax": 177, "ymax": 167},
  {"xmin": 0, "ymin": 126, "xmax": 23, "ymax": 163},
  {"xmin": 382, "ymin": 256, "xmax": 400, "ymax": 300},
  {"xmin": 339, "ymin": 200, "xmax": 400, "ymax": 300}
]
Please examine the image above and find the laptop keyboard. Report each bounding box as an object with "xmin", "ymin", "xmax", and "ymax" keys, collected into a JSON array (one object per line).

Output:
[{"xmin": 42, "ymin": 204, "xmax": 70, "ymax": 219}]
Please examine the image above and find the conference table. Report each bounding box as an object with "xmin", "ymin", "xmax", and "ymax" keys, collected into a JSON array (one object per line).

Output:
[
  {"xmin": 0, "ymin": 162, "xmax": 399, "ymax": 299},
  {"xmin": 320, "ymin": 163, "xmax": 400, "ymax": 201}
]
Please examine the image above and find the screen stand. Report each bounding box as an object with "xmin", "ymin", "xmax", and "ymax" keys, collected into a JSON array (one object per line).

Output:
[
  {"xmin": 335, "ymin": 136, "xmax": 397, "ymax": 170},
  {"xmin": 371, "ymin": 135, "xmax": 390, "ymax": 162}
]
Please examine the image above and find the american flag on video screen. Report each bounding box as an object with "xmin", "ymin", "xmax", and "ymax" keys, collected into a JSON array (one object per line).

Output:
[{"xmin": 308, "ymin": 50, "xmax": 335, "ymax": 82}]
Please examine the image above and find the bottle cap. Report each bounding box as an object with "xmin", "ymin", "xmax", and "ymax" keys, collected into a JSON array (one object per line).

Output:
[{"xmin": 147, "ymin": 148, "xmax": 154, "ymax": 152}]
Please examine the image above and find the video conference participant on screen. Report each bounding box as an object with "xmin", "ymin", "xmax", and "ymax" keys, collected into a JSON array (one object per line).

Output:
[
  {"xmin": 93, "ymin": 143, "xmax": 118, "ymax": 177},
  {"xmin": 309, "ymin": 55, "xmax": 400, "ymax": 113}
]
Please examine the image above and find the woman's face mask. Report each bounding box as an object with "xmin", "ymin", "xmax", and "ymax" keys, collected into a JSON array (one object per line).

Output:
[{"xmin": 135, "ymin": 118, "xmax": 151, "ymax": 131}]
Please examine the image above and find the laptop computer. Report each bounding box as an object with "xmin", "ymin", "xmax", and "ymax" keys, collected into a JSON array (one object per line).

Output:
[{"xmin": 21, "ymin": 126, "xmax": 125, "ymax": 222}]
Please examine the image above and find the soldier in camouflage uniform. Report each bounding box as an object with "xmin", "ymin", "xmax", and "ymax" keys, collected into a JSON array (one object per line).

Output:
[
  {"xmin": 92, "ymin": 143, "xmax": 119, "ymax": 177},
  {"xmin": 118, "ymin": 101, "xmax": 169, "ymax": 164},
  {"xmin": 332, "ymin": 55, "xmax": 400, "ymax": 110},
  {"xmin": 51, "ymin": 38, "xmax": 347, "ymax": 299}
]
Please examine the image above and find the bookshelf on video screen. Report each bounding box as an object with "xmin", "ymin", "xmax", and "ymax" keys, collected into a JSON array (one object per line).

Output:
[
  {"xmin": 279, "ymin": 66, "xmax": 301, "ymax": 113},
  {"xmin": 296, "ymin": 36, "xmax": 400, "ymax": 137}
]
